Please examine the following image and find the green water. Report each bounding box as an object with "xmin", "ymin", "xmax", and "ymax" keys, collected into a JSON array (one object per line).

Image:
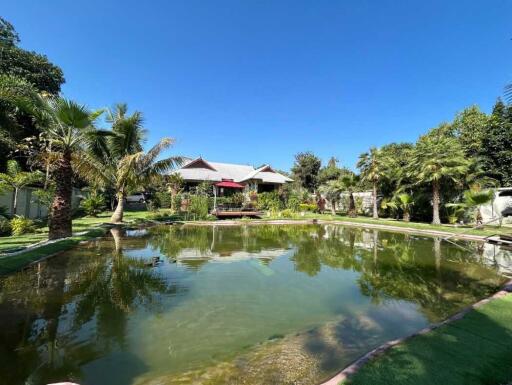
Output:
[{"xmin": 0, "ymin": 224, "xmax": 506, "ymax": 385}]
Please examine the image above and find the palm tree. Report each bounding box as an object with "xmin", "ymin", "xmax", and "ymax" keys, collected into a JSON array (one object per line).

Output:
[
  {"xmin": 341, "ymin": 174, "xmax": 358, "ymax": 217},
  {"xmin": 319, "ymin": 179, "xmax": 344, "ymax": 215},
  {"xmin": 357, "ymin": 147, "xmax": 384, "ymax": 219},
  {"xmin": 0, "ymin": 160, "xmax": 43, "ymax": 215},
  {"xmin": 448, "ymin": 188, "xmax": 494, "ymax": 226},
  {"xmin": 410, "ymin": 134, "xmax": 471, "ymax": 225},
  {"xmin": 76, "ymin": 137, "xmax": 182, "ymax": 223},
  {"xmin": 396, "ymin": 193, "xmax": 414, "ymax": 222},
  {"xmin": 36, "ymin": 97, "xmax": 106, "ymax": 239},
  {"xmin": 75, "ymin": 104, "xmax": 182, "ymax": 223}
]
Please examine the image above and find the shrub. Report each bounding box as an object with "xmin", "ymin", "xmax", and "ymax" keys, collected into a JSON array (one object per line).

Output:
[
  {"xmin": 257, "ymin": 191, "xmax": 282, "ymax": 212},
  {"xmin": 0, "ymin": 218, "xmax": 11, "ymax": 236},
  {"xmin": 299, "ymin": 203, "xmax": 317, "ymax": 212},
  {"xmin": 155, "ymin": 191, "xmax": 172, "ymax": 209},
  {"xmin": 80, "ymin": 193, "xmax": 106, "ymax": 217},
  {"xmin": 280, "ymin": 209, "xmax": 295, "ymax": 218},
  {"xmin": 286, "ymin": 195, "xmax": 301, "ymax": 212},
  {"xmin": 10, "ymin": 216, "xmax": 36, "ymax": 236},
  {"xmin": 188, "ymin": 195, "xmax": 209, "ymax": 220}
]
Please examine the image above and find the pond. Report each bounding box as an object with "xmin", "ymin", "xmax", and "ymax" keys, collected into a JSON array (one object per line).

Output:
[{"xmin": 0, "ymin": 224, "xmax": 508, "ymax": 385}]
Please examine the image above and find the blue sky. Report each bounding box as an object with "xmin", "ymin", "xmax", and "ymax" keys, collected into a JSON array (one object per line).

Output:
[{"xmin": 4, "ymin": 0, "xmax": 512, "ymax": 171}]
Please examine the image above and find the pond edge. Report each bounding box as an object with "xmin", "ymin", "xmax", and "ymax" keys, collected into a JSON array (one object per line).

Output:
[{"xmin": 318, "ymin": 279, "xmax": 512, "ymax": 385}]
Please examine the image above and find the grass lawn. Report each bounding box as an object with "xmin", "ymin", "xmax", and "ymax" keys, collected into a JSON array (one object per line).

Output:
[
  {"xmin": 343, "ymin": 294, "xmax": 512, "ymax": 385},
  {"xmin": 0, "ymin": 210, "xmax": 159, "ymax": 253},
  {"xmin": 259, "ymin": 213, "xmax": 511, "ymax": 237}
]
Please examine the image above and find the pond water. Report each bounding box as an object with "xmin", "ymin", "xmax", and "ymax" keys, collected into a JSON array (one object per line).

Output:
[{"xmin": 0, "ymin": 224, "xmax": 507, "ymax": 385}]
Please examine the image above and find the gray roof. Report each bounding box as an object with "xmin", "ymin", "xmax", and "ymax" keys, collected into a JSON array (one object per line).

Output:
[{"xmin": 174, "ymin": 158, "xmax": 292, "ymax": 184}]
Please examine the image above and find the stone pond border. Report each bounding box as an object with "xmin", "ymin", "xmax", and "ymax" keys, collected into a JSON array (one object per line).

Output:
[{"xmin": 319, "ymin": 279, "xmax": 512, "ymax": 385}]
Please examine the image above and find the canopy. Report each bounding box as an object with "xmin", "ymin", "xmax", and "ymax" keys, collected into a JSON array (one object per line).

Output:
[{"xmin": 215, "ymin": 180, "xmax": 245, "ymax": 189}]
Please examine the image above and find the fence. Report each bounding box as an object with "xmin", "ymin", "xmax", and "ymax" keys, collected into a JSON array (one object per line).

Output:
[{"xmin": 0, "ymin": 187, "xmax": 83, "ymax": 219}]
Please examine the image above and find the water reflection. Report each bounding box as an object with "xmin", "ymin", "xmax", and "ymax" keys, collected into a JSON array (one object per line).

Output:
[{"xmin": 0, "ymin": 224, "xmax": 508, "ymax": 385}]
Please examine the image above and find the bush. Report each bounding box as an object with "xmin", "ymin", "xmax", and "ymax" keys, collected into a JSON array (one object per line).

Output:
[
  {"xmin": 286, "ymin": 195, "xmax": 301, "ymax": 212},
  {"xmin": 188, "ymin": 195, "xmax": 209, "ymax": 220},
  {"xmin": 280, "ymin": 209, "xmax": 296, "ymax": 218},
  {"xmin": 0, "ymin": 218, "xmax": 11, "ymax": 236},
  {"xmin": 80, "ymin": 193, "xmax": 106, "ymax": 217},
  {"xmin": 257, "ymin": 191, "xmax": 282, "ymax": 212},
  {"xmin": 10, "ymin": 216, "xmax": 36, "ymax": 236},
  {"xmin": 154, "ymin": 191, "xmax": 172, "ymax": 208},
  {"xmin": 299, "ymin": 203, "xmax": 317, "ymax": 212}
]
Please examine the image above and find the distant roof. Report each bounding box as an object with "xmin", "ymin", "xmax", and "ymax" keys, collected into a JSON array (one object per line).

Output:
[{"xmin": 173, "ymin": 158, "xmax": 293, "ymax": 184}]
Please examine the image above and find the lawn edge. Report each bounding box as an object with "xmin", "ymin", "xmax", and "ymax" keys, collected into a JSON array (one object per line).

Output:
[
  {"xmin": 319, "ymin": 279, "xmax": 512, "ymax": 385},
  {"xmin": 183, "ymin": 218, "xmax": 492, "ymax": 241}
]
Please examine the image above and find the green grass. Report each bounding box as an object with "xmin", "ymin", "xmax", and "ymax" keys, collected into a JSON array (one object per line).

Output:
[
  {"xmin": 0, "ymin": 227, "xmax": 107, "ymax": 275},
  {"xmin": 259, "ymin": 213, "xmax": 510, "ymax": 237},
  {"xmin": 343, "ymin": 294, "xmax": 512, "ymax": 385},
  {"xmin": 0, "ymin": 210, "xmax": 160, "ymax": 253}
]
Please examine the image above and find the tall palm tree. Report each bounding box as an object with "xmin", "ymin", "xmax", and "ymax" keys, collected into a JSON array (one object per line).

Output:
[
  {"xmin": 76, "ymin": 137, "xmax": 182, "ymax": 223},
  {"xmin": 357, "ymin": 147, "xmax": 384, "ymax": 219},
  {"xmin": 341, "ymin": 174, "xmax": 359, "ymax": 217},
  {"xmin": 410, "ymin": 134, "xmax": 471, "ymax": 225},
  {"xmin": 319, "ymin": 179, "xmax": 344, "ymax": 215},
  {"xmin": 37, "ymin": 97, "xmax": 106, "ymax": 239}
]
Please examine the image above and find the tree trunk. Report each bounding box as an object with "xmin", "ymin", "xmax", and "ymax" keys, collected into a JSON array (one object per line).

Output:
[
  {"xmin": 111, "ymin": 191, "xmax": 125, "ymax": 223},
  {"xmin": 330, "ymin": 201, "xmax": 336, "ymax": 215},
  {"xmin": 48, "ymin": 151, "xmax": 73, "ymax": 240},
  {"xmin": 403, "ymin": 210, "xmax": 410, "ymax": 222},
  {"xmin": 432, "ymin": 180, "xmax": 441, "ymax": 225},
  {"xmin": 348, "ymin": 192, "xmax": 357, "ymax": 217},
  {"xmin": 12, "ymin": 188, "xmax": 18, "ymax": 216},
  {"xmin": 372, "ymin": 182, "xmax": 378, "ymax": 219}
]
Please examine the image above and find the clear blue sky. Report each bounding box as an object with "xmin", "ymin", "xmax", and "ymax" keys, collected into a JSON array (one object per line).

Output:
[{"xmin": 4, "ymin": 0, "xmax": 512, "ymax": 171}]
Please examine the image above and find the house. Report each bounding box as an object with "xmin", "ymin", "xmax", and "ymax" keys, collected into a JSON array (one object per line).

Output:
[{"xmin": 173, "ymin": 157, "xmax": 293, "ymax": 196}]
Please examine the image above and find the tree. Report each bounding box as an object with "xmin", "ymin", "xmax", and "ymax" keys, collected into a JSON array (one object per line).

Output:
[
  {"xmin": 480, "ymin": 100, "xmax": 512, "ymax": 186},
  {"xmin": 410, "ymin": 132, "xmax": 471, "ymax": 225},
  {"xmin": 291, "ymin": 151, "xmax": 321, "ymax": 192},
  {"xmin": 75, "ymin": 104, "xmax": 182, "ymax": 223},
  {"xmin": 166, "ymin": 173, "xmax": 184, "ymax": 213},
  {"xmin": 319, "ymin": 179, "xmax": 344, "ymax": 215},
  {"xmin": 318, "ymin": 156, "xmax": 352, "ymax": 185},
  {"xmin": 0, "ymin": 160, "xmax": 43, "ymax": 215},
  {"xmin": 357, "ymin": 147, "xmax": 385, "ymax": 219},
  {"xmin": 37, "ymin": 97, "xmax": 106, "ymax": 239},
  {"xmin": 341, "ymin": 174, "xmax": 359, "ymax": 217},
  {"xmin": 0, "ymin": 17, "xmax": 65, "ymax": 171},
  {"xmin": 448, "ymin": 187, "xmax": 494, "ymax": 225},
  {"xmin": 396, "ymin": 193, "xmax": 414, "ymax": 222},
  {"xmin": 451, "ymin": 105, "xmax": 488, "ymax": 158}
]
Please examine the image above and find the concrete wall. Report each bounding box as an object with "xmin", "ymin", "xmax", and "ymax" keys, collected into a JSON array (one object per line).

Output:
[
  {"xmin": 0, "ymin": 187, "xmax": 83, "ymax": 219},
  {"xmin": 481, "ymin": 188, "xmax": 512, "ymax": 225}
]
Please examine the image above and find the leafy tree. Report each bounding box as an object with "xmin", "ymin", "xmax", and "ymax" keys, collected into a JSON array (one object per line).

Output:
[
  {"xmin": 357, "ymin": 147, "xmax": 386, "ymax": 219},
  {"xmin": 480, "ymin": 100, "xmax": 512, "ymax": 186},
  {"xmin": 0, "ymin": 159, "xmax": 43, "ymax": 215},
  {"xmin": 0, "ymin": 17, "xmax": 65, "ymax": 171},
  {"xmin": 410, "ymin": 132, "xmax": 471, "ymax": 225},
  {"xmin": 0, "ymin": 17, "xmax": 19, "ymax": 46},
  {"xmin": 166, "ymin": 173, "xmax": 184, "ymax": 213},
  {"xmin": 451, "ymin": 105, "xmax": 488, "ymax": 158},
  {"xmin": 318, "ymin": 156, "xmax": 352, "ymax": 185},
  {"xmin": 291, "ymin": 151, "xmax": 321, "ymax": 192}
]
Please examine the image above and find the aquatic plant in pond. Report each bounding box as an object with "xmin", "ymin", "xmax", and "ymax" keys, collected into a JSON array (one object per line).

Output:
[{"xmin": 0, "ymin": 224, "xmax": 507, "ymax": 385}]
